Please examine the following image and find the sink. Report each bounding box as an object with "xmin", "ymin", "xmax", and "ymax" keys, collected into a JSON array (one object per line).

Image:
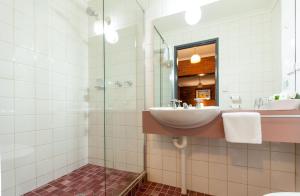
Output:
[
  {"xmin": 259, "ymin": 99, "xmax": 300, "ymax": 110},
  {"xmin": 149, "ymin": 106, "xmax": 221, "ymax": 129}
]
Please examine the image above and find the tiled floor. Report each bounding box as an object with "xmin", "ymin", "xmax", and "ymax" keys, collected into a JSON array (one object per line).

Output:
[
  {"xmin": 23, "ymin": 164, "xmax": 139, "ymax": 196},
  {"xmin": 134, "ymin": 181, "xmax": 213, "ymax": 196},
  {"xmin": 24, "ymin": 164, "xmax": 211, "ymax": 196}
]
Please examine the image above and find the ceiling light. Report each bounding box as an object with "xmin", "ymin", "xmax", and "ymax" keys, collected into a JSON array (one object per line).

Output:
[
  {"xmin": 93, "ymin": 17, "xmax": 119, "ymax": 44},
  {"xmin": 198, "ymin": 73, "xmax": 205, "ymax": 77},
  {"xmin": 105, "ymin": 28, "xmax": 119, "ymax": 44},
  {"xmin": 104, "ymin": 17, "xmax": 119, "ymax": 44},
  {"xmin": 191, "ymin": 54, "xmax": 201, "ymax": 64},
  {"xmin": 94, "ymin": 20, "xmax": 103, "ymax": 35},
  {"xmin": 185, "ymin": 7, "xmax": 202, "ymax": 25}
]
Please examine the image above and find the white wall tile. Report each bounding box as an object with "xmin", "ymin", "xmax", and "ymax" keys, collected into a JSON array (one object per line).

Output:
[
  {"xmin": 36, "ymin": 144, "xmax": 53, "ymax": 162},
  {"xmin": 2, "ymin": 169, "xmax": 15, "ymax": 190},
  {"xmin": 162, "ymin": 170, "xmax": 177, "ymax": 187},
  {"xmin": 0, "ymin": 115, "xmax": 14, "ymax": 134},
  {"xmin": 271, "ymin": 142, "xmax": 295, "ymax": 153},
  {"xmin": 191, "ymin": 160, "xmax": 209, "ymax": 178},
  {"xmin": 228, "ymin": 182, "xmax": 247, "ymax": 196},
  {"xmin": 15, "ymin": 64, "xmax": 35, "ymax": 83},
  {"xmin": 0, "ymin": 134, "xmax": 13, "ymax": 153},
  {"xmin": 148, "ymin": 168, "xmax": 163, "ymax": 183},
  {"xmin": 209, "ymin": 179, "xmax": 227, "ymax": 196},
  {"xmin": 15, "ymin": 115, "xmax": 35, "ymax": 133},
  {"xmin": 271, "ymin": 171, "xmax": 295, "ymax": 191},
  {"xmin": 0, "ymin": 3, "xmax": 13, "ymax": 24},
  {"xmin": 15, "ymin": 98, "xmax": 35, "ymax": 115},
  {"xmin": 191, "ymin": 145, "xmax": 209, "ymax": 161},
  {"xmin": 209, "ymin": 146, "xmax": 227, "ymax": 164},
  {"xmin": 15, "ymin": 81, "xmax": 35, "ymax": 98},
  {"xmin": 248, "ymin": 185, "xmax": 270, "ymax": 196},
  {"xmin": 15, "ymin": 164, "xmax": 36, "ymax": 184},
  {"xmin": 271, "ymin": 152, "xmax": 295, "ymax": 172},
  {"xmin": 248, "ymin": 149, "xmax": 270, "ymax": 169},
  {"xmin": 191, "ymin": 175, "xmax": 209, "ymax": 194},
  {"xmin": 148, "ymin": 153, "xmax": 163, "ymax": 169},
  {"xmin": 0, "ymin": 41, "xmax": 13, "ymax": 61},
  {"xmin": 228, "ymin": 165, "xmax": 247, "ymax": 184},
  {"xmin": 163, "ymin": 156, "xmax": 177, "ymax": 172},
  {"xmin": 0, "ymin": 1, "xmax": 89, "ymax": 194},
  {"xmin": 15, "ymin": 132, "xmax": 35, "ymax": 149},
  {"xmin": 209, "ymin": 163, "xmax": 227, "ymax": 180},
  {"xmin": 15, "ymin": 178, "xmax": 36, "ymax": 196},
  {"xmin": 0, "ymin": 78, "xmax": 14, "ymax": 97},
  {"xmin": 228, "ymin": 148, "xmax": 247, "ymax": 167},
  {"xmin": 0, "ymin": 59, "xmax": 13, "ymax": 79},
  {"xmin": 0, "ymin": 97, "xmax": 14, "ymax": 115},
  {"xmin": 248, "ymin": 168, "xmax": 270, "ymax": 188},
  {"xmin": 14, "ymin": 147, "xmax": 35, "ymax": 168}
]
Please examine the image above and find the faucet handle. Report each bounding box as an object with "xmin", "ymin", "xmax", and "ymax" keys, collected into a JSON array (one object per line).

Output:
[
  {"xmin": 170, "ymin": 99, "xmax": 178, "ymax": 108},
  {"xmin": 170, "ymin": 99, "xmax": 177, "ymax": 104},
  {"xmin": 183, "ymin": 102, "xmax": 188, "ymax": 109},
  {"xmin": 176, "ymin": 100, "xmax": 182, "ymax": 107},
  {"xmin": 194, "ymin": 98, "xmax": 204, "ymax": 109}
]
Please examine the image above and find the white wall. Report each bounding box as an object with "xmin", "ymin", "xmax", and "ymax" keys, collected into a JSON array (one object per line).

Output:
[
  {"xmin": 280, "ymin": 0, "xmax": 296, "ymax": 92},
  {"xmin": 0, "ymin": 0, "xmax": 89, "ymax": 195},
  {"xmin": 270, "ymin": 0, "xmax": 282, "ymax": 94},
  {"xmin": 296, "ymin": 0, "xmax": 300, "ymax": 93},
  {"xmin": 144, "ymin": 2, "xmax": 298, "ymax": 196},
  {"xmin": 157, "ymin": 10, "xmax": 280, "ymax": 109}
]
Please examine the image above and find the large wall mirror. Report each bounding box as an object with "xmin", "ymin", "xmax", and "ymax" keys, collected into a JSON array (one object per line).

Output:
[
  {"xmin": 153, "ymin": 0, "xmax": 298, "ymax": 109},
  {"xmin": 174, "ymin": 39, "xmax": 219, "ymax": 106}
]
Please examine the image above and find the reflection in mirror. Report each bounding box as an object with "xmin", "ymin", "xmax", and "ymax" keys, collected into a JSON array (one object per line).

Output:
[
  {"xmin": 153, "ymin": 0, "xmax": 298, "ymax": 109},
  {"xmin": 175, "ymin": 39, "xmax": 218, "ymax": 106},
  {"xmin": 153, "ymin": 27, "xmax": 174, "ymax": 107}
]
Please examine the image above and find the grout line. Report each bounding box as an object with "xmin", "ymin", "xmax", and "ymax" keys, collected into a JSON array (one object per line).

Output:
[
  {"xmin": 226, "ymin": 142, "xmax": 229, "ymax": 196},
  {"xmin": 295, "ymin": 144, "xmax": 297, "ymax": 191},
  {"xmin": 245, "ymin": 144, "xmax": 248, "ymax": 196},
  {"xmin": 12, "ymin": 0, "xmax": 16, "ymax": 194},
  {"xmin": 269, "ymin": 142, "xmax": 271, "ymax": 192}
]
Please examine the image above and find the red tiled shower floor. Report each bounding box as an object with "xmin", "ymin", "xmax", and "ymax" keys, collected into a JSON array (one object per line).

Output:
[
  {"xmin": 134, "ymin": 181, "xmax": 213, "ymax": 196},
  {"xmin": 23, "ymin": 164, "xmax": 139, "ymax": 196}
]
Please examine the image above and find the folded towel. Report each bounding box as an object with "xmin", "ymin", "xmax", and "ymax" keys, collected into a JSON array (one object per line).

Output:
[{"xmin": 222, "ymin": 112, "xmax": 262, "ymax": 144}]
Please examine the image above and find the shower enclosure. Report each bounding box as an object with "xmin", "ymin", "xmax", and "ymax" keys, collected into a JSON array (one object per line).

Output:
[
  {"xmin": 153, "ymin": 27, "xmax": 173, "ymax": 107},
  {"xmin": 0, "ymin": 0, "xmax": 144, "ymax": 195}
]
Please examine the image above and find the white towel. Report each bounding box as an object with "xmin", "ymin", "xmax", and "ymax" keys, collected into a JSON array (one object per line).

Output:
[{"xmin": 222, "ymin": 112, "xmax": 262, "ymax": 144}]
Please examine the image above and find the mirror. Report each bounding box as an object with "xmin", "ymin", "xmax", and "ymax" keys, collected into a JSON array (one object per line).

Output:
[
  {"xmin": 175, "ymin": 39, "xmax": 218, "ymax": 106},
  {"xmin": 153, "ymin": 0, "xmax": 297, "ymax": 109}
]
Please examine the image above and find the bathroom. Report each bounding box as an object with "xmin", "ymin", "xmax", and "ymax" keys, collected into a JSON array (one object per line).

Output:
[{"xmin": 0, "ymin": 0, "xmax": 299, "ymax": 196}]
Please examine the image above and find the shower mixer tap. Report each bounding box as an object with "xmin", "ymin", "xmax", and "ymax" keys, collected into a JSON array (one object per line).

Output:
[{"xmin": 114, "ymin": 81, "xmax": 122, "ymax": 87}]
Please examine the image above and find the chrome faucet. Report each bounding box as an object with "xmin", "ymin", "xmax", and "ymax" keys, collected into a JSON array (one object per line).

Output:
[
  {"xmin": 194, "ymin": 98, "xmax": 204, "ymax": 109},
  {"xmin": 170, "ymin": 99, "xmax": 182, "ymax": 109},
  {"xmin": 183, "ymin": 102, "xmax": 189, "ymax": 109},
  {"xmin": 254, "ymin": 97, "xmax": 269, "ymax": 109}
]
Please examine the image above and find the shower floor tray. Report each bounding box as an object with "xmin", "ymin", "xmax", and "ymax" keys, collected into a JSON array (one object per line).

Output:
[{"xmin": 23, "ymin": 164, "xmax": 139, "ymax": 196}]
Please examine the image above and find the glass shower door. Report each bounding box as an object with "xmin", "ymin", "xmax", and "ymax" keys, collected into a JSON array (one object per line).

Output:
[{"xmin": 103, "ymin": 0, "xmax": 145, "ymax": 195}]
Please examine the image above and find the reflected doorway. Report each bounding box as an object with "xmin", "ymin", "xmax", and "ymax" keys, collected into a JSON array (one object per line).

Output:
[{"xmin": 174, "ymin": 38, "xmax": 219, "ymax": 106}]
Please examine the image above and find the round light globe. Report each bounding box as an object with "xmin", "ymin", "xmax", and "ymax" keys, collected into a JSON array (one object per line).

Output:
[
  {"xmin": 185, "ymin": 7, "xmax": 202, "ymax": 25},
  {"xmin": 94, "ymin": 20, "xmax": 104, "ymax": 35},
  {"xmin": 190, "ymin": 54, "xmax": 201, "ymax": 64},
  {"xmin": 105, "ymin": 29, "xmax": 119, "ymax": 44}
]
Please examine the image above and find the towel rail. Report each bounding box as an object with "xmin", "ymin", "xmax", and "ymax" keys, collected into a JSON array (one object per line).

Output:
[{"xmin": 261, "ymin": 115, "xmax": 300, "ymax": 118}]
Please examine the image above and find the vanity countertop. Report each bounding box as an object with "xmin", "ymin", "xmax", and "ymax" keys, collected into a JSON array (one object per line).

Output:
[{"xmin": 143, "ymin": 109, "xmax": 300, "ymax": 143}]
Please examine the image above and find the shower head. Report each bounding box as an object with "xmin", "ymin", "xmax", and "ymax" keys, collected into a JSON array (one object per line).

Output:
[{"xmin": 86, "ymin": 7, "xmax": 99, "ymax": 17}]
